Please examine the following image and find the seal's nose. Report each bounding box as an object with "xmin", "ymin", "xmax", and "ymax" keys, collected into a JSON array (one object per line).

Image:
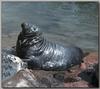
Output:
[{"xmin": 21, "ymin": 22, "xmax": 28, "ymax": 29}]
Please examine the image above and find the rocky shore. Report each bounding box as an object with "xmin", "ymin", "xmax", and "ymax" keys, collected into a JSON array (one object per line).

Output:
[
  {"xmin": 2, "ymin": 50, "xmax": 99, "ymax": 87},
  {"xmin": 2, "ymin": 34, "xmax": 99, "ymax": 88}
]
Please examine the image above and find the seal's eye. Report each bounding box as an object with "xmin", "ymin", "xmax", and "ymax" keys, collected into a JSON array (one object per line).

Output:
[
  {"xmin": 34, "ymin": 28, "xmax": 36, "ymax": 31},
  {"xmin": 21, "ymin": 22, "xmax": 41, "ymax": 35},
  {"xmin": 30, "ymin": 26, "xmax": 39, "ymax": 32}
]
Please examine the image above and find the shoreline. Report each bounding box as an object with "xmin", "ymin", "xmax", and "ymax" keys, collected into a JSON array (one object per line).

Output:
[{"xmin": 2, "ymin": 33, "xmax": 98, "ymax": 53}]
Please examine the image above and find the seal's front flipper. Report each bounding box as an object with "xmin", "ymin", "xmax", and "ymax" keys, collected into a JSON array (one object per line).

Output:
[
  {"xmin": 79, "ymin": 62, "xmax": 86, "ymax": 70},
  {"xmin": 78, "ymin": 52, "xmax": 90, "ymax": 70}
]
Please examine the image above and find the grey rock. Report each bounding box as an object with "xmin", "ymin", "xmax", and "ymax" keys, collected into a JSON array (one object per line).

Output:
[{"xmin": 2, "ymin": 69, "xmax": 40, "ymax": 87}]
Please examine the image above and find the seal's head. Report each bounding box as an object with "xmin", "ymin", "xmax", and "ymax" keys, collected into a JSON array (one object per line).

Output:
[{"xmin": 21, "ymin": 22, "xmax": 41, "ymax": 36}]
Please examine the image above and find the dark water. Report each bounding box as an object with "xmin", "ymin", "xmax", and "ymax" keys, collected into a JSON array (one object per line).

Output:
[{"xmin": 2, "ymin": 2, "xmax": 98, "ymax": 52}]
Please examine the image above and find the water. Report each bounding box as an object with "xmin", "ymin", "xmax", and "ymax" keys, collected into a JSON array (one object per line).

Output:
[{"xmin": 2, "ymin": 2, "xmax": 98, "ymax": 52}]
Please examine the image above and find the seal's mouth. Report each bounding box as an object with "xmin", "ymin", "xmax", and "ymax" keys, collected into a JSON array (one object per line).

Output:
[{"xmin": 21, "ymin": 22, "xmax": 40, "ymax": 36}]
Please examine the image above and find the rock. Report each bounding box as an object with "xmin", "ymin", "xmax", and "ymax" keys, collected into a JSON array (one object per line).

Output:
[
  {"xmin": 2, "ymin": 69, "xmax": 64, "ymax": 87},
  {"xmin": 82, "ymin": 52, "xmax": 99, "ymax": 87},
  {"xmin": 2, "ymin": 69, "xmax": 40, "ymax": 87},
  {"xmin": 30, "ymin": 70, "xmax": 64, "ymax": 87},
  {"xmin": 53, "ymin": 72, "xmax": 65, "ymax": 82},
  {"xmin": 91, "ymin": 63, "xmax": 99, "ymax": 87},
  {"xmin": 2, "ymin": 47, "xmax": 16, "ymax": 55},
  {"xmin": 64, "ymin": 52, "xmax": 99, "ymax": 88},
  {"xmin": 64, "ymin": 80, "xmax": 93, "ymax": 87},
  {"xmin": 83, "ymin": 52, "xmax": 98, "ymax": 67},
  {"xmin": 94, "ymin": 63, "xmax": 99, "ymax": 80}
]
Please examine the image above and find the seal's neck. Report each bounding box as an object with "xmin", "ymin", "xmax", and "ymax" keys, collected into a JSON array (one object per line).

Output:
[{"xmin": 20, "ymin": 32, "xmax": 44, "ymax": 47}]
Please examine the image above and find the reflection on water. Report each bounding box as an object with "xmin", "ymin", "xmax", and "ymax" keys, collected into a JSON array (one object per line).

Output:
[{"xmin": 2, "ymin": 2, "xmax": 98, "ymax": 52}]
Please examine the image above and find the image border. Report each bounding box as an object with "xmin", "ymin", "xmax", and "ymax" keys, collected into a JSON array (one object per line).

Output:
[{"xmin": 0, "ymin": 0, "xmax": 99, "ymax": 89}]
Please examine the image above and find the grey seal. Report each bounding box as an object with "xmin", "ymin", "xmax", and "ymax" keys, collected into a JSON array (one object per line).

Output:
[
  {"xmin": 2, "ymin": 48, "xmax": 27, "ymax": 81},
  {"xmin": 16, "ymin": 22, "xmax": 84, "ymax": 71}
]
